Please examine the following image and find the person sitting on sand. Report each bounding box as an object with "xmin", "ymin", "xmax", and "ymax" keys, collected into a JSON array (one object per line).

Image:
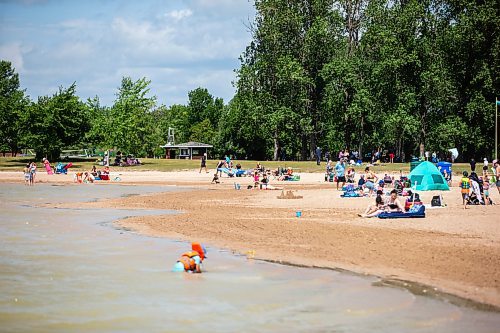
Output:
[
  {"xmin": 346, "ymin": 167, "xmax": 356, "ymax": 183},
  {"xmin": 91, "ymin": 165, "xmax": 100, "ymax": 178},
  {"xmin": 279, "ymin": 167, "xmax": 293, "ymax": 181},
  {"xmin": 385, "ymin": 189, "xmax": 404, "ymax": 213},
  {"xmin": 260, "ymin": 173, "xmax": 269, "ymax": 189},
  {"xmin": 363, "ymin": 167, "xmax": 378, "ymax": 196},
  {"xmin": 360, "ymin": 189, "xmax": 403, "ymax": 218},
  {"xmin": 211, "ymin": 173, "xmax": 220, "ymax": 184},
  {"xmin": 325, "ymin": 160, "xmax": 333, "ymax": 182},
  {"xmin": 172, "ymin": 243, "xmax": 207, "ymax": 273},
  {"xmin": 359, "ymin": 192, "xmax": 385, "ymax": 217},
  {"xmin": 83, "ymin": 171, "xmax": 95, "ymax": 183}
]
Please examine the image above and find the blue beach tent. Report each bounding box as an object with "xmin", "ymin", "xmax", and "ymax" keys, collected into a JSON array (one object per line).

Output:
[{"xmin": 408, "ymin": 161, "xmax": 450, "ymax": 191}]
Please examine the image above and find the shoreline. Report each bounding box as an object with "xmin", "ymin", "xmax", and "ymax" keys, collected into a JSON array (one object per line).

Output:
[{"xmin": 2, "ymin": 170, "xmax": 499, "ymax": 309}]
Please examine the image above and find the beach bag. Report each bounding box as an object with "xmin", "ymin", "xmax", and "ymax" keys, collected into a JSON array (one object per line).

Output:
[{"xmin": 431, "ymin": 195, "xmax": 442, "ymax": 207}]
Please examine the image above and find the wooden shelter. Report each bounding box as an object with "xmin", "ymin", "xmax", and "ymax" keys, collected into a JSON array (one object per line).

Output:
[{"xmin": 160, "ymin": 141, "xmax": 213, "ymax": 160}]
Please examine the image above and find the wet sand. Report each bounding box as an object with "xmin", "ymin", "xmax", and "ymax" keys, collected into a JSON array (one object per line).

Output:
[{"xmin": 2, "ymin": 170, "xmax": 500, "ymax": 309}]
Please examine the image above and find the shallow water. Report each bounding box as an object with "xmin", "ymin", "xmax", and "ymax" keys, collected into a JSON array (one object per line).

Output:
[{"xmin": 0, "ymin": 183, "xmax": 499, "ymax": 333}]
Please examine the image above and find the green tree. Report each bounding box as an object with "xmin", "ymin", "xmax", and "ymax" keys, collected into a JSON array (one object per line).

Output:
[
  {"xmin": 0, "ymin": 60, "xmax": 30, "ymax": 155},
  {"xmin": 105, "ymin": 77, "xmax": 158, "ymax": 157},
  {"xmin": 22, "ymin": 83, "xmax": 90, "ymax": 160}
]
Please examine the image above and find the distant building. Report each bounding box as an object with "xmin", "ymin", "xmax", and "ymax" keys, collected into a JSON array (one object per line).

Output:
[{"xmin": 160, "ymin": 141, "xmax": 213, "ymax": 160}]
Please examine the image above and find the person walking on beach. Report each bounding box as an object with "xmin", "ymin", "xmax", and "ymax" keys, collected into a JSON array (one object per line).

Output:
[{"xmin": 199, "ymin": 153, "xmax": 208, "ymax": 173}]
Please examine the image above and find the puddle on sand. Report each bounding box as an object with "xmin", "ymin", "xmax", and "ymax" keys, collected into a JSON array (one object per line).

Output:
[{"xmin": 0, "ymin": 183, "xmax": 499, "ymax": 333}]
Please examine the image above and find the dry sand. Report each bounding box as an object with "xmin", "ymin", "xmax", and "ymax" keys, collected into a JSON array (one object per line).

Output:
[{"xmin": 2, "ymin": 169, "xmax": 500, "ymax": 309}]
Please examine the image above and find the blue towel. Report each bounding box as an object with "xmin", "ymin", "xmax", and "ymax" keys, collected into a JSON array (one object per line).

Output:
[{"xmin": 378, "ymin": 205, "xmax": 425, "ymax": 219}]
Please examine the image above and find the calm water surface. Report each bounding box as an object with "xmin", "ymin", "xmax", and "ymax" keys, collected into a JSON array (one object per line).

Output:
[{"xmin": 0, "ymin": 183, "xmax": 499, "ymax": 333}]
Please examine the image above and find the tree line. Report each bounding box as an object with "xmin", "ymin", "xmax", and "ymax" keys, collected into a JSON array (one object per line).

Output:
[{"xmin": 1, "ymin": 0, "xmax": 499, "ymax": 161}]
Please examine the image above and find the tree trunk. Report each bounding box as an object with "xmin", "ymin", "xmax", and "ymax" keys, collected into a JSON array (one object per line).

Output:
[
  {"xmin": 358, "ymin": 115, "xmax": 364, "ymax": 160},
  {"xmin": 273, "ymin": 130, "xmax": 280, "ymax": 161}
]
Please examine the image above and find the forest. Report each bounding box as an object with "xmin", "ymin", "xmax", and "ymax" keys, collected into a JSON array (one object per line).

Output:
[{"xmin": 1, "ymin": 0, "xmax": 499, "ymax": 161}]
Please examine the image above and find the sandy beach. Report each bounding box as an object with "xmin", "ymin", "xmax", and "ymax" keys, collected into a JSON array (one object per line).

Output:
[{"xmin": 3, "ymin": 169, "xmax": 499, "ymax": 309}]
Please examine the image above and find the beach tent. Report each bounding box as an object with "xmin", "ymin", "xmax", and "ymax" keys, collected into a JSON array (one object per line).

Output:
[{"xmin": 408, "ymin": 161, "xmax": 450, "ymax": 191}]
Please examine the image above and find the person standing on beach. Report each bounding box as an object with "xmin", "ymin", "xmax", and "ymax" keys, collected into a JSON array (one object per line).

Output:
[
  {"xmin": 460, "ymin": 171, "xmax": 471, "ymax": 209},
  {"xmin": 199, "ymin": 153, "xmax": 208, "ymax": 173},
  {"xmin": 335, "ymin": 159, "xmax": 346, "ymax": 190},
  {"xmin": 315, "ymin": 146, "xmax": 322, "ymax": 165},
  {"xmin": 470, "ymin": 158, "xmax": 476, "ymax": 172},
  {"xmin": 23, "ymin": 163, "xmax": 30, "ymax": 185},
  {"xmin": 494, "ymin": 160, "xmax": 500, "ymax": 195},
  {"xmin": 29, "ymin": 162, "xmax": 37, "ymax": 186}
]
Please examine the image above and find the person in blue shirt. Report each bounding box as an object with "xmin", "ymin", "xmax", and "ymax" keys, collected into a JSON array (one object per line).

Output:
[{"xmin": 335, "ymin": 159, "xmax": 346, "ymax": 190}]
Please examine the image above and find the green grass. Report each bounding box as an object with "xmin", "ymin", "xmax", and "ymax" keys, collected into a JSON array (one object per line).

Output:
[{"xmin": 0, "ymin": 156, "xmax": 470, "ymax": 175}]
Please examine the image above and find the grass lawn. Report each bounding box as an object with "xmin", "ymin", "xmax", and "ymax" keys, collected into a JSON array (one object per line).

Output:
[{"xmin": 0, "ymin": 156, "xmax": 470, "ymax": 175}]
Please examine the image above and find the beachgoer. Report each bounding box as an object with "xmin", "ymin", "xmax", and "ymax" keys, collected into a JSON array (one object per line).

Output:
[
  {"xmin": 335, "ymin": 159, "xmax": 346, "ymax": 190},
  {"xmin": 315, "ymin": 146, "xmax": 322, "ymax": 165},
  {"xmin": 385, "ymin": 189, "xmax": 404, "ymax": 212},
  {"xmin": 359, "ymin": 193, "xmax": 385, "ymax": 218},
  {"xmin": 74, "ymin": 172, "xmax": 83, "ymax": 183},
  {"xmin": 83, "ymin": 171, "xmax": 95, "ymax": 183},
  {"xmin": 260, "ymin": 173, "xmax": 269, "ymax": 189},
  {"xmin": 29, "ymin": 162, "xmax": 37, "ymax": 186},
  {"xmin": 23, "ymin": 163, "xmax": 30, "ymax": 185},
  {"xmin": 494, "ymin": 160, "xmax": 500, "ymax": 195},
  {"xmin": 91, "ymin": 165, "xmax": 99, "ymax": 178},
  {"xmin": 325, "ymin": 160, "xmax": 333, "ymax": 182},
  {"xmin": 482, "ymin": 174, "xmax": 491, "ymax": 205},
  {"xmin": 172, "ymin": 243, "xmax": 207, "ymax": 273},
  {"xmin": 363, "ymin": 167, "xmax": 378, "ymax": 196},
  {"xmin": 199, "ymin": 153, "xmax": 208, "ymax": 173},
  {"xmin": 470, "ymin": 158, "xmax": 476, "ymax": 172},
  {"xmin": 42, "ymin": 158, "xmax": 53, "ymax": 175},
  {"xmin": 211, "ymin": 173, "xmax": 220, "ymax": 184},
  {"xmin": 460, "ymin": 171, "xmax": 471, "ymax": 209},
  {"xmin": 483, "ymin": 158, "xmax": 488, "ymax": 168},
  {"xmin": 216, "ymin": 160, "xmax": 225, "ymax": 177},
  {"xmin": 346, "ymin": 167, "xmax": 356, "ymax": 183},
  {"xmin": 389, "ymin": 152, "xmax": 395, "ymax": 163},
  {"xmin": 358, "ymin": 174, "xmax": 366, "ymax": 187}
]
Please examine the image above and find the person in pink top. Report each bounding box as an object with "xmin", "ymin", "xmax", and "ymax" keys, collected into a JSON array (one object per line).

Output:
[{"xmin": 42, "ymin": 158, "xmax": 53, "ymax": 175}]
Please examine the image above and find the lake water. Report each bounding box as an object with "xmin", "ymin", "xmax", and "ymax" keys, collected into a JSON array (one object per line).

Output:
[{"xmin": 0, "ymin": 183, "xmax": 499, "ymax": 332}]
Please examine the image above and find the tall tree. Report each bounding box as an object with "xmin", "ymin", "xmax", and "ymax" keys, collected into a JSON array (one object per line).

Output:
[
  {"xmin": 106, "ymin": 77, "xmax": 158, "ymax": 156},
  {"xmin": 0, "ymin": 60, "xmax": 29, "ymax": 156},
  {"xmin": 22, "ymin": 83, "xmax": 90, "ymax": 160}
]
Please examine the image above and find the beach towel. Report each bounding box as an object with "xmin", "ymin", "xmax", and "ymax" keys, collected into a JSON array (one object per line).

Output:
[
  {"xmin": 340, "ymin": 191, "xmax": 361, "ymax": 198},
  {"xmin": 378, "ymin": 205, "xmax": 425, "ymax": 219}
]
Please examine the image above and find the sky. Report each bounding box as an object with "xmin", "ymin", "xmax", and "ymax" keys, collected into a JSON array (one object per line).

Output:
[{"xmin": 0, "ymin": 0, "xmax": 256, "ymax": 106}]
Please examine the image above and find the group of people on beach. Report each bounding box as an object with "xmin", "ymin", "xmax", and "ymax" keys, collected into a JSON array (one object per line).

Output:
[
  {"xmin": 23, "ymin": 162, "xmax": 37, "ymax": 186},
  {"xmin": 459, "ymin": 159, "xmax": 500, "ymax": 209},
  {"xmin": 74, "ymin": 165, "xmax": 111, "ymax": 183}
]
